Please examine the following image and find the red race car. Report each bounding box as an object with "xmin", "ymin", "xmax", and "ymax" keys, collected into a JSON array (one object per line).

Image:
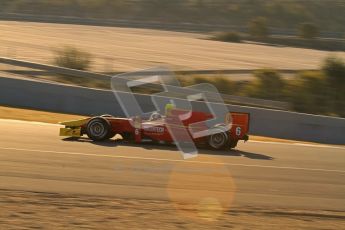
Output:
[{"xmin": 59, "ymin": 108, "xmax": 249, "ymax": 150}]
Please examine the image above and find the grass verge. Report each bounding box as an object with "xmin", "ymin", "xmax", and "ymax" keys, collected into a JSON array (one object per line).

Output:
[{"xmin": 0, "ymin": 106, "xmax": 86, "ymax": 124}]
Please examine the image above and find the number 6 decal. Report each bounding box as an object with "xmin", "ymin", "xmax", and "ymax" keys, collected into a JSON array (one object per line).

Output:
[{"xmin": 236, "ymin": 127, "xmax": 242, "ymax": 136}]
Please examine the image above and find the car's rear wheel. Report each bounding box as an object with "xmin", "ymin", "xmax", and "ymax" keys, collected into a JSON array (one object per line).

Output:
[
  {"xmin": 208, "ymin": 129, "xmax": 229, "ymax": 150},
  {"xmin": 86, "ymin": 117, "xmax": 112, "ymax": 141}
]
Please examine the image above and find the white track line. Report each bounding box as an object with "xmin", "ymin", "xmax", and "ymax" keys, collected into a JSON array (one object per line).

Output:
[{"xmin": 0, "ymin": 147, "xmax": 344, "ymax": 174}]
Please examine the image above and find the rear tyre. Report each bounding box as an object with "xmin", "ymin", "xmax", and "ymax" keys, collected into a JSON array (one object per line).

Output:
[
  {"xmin": 86, "ymin": 117, "xmax": 112, "ymax": 141},
  {"xmin": 208, "ymin": 129, "xmax": 229, "ymax": 150}
]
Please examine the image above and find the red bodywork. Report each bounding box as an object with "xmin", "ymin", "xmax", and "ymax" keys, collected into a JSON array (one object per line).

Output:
[{"xmin": 82, "ymin": 109, "xmax": 249, "ymax": 145}]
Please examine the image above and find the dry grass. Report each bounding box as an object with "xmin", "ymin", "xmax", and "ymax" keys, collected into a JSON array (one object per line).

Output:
[
  {"xmin": 250, "ymin": 135, "xmax": 301, "ymax": 143},
  {"xmin": 0, "ymin": 106, "xmax": 86, "ymax": 124},
  {"xmin": 1, "ymin": 21, "xmax": 345, "ymax": 72}
]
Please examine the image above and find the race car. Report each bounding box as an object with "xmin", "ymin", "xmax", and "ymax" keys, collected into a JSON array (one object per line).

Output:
[{"xmin": 59, "ymin": 108, "xmax": 249, "ymax": 150}]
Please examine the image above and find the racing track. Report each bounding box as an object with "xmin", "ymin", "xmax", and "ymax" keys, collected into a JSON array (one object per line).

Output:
[{"xmin": 0, "ymin": 119, "xmax": 345, "ymax": 228}]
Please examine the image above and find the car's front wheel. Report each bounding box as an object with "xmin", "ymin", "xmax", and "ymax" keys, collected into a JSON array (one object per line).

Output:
[{"xmin": 86, "ymin": 117, "xmax": 112, "ymax": 141}]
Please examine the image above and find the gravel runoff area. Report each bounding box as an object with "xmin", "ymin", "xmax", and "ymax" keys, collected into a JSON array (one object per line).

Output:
[{"xmin": 1, "ymin": 189, "xmax": 344, "ymax": 230}]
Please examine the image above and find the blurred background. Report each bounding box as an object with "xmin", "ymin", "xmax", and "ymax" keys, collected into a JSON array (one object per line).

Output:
[{"xmin": 1, "ymin": 0, "xmax": 344, "ymax": 117}]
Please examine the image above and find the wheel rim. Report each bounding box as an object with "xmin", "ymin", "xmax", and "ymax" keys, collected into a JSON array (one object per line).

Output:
[
  {"xmin": 89, "ymin": 121, "xmax": 106, "ymax": 137},
  {"xmin": 209, "ymin": 132, "xmax": 227, "ymax": 149}
]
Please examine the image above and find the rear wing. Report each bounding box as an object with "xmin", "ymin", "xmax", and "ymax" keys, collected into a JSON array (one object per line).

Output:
[{"xmin": 226, "ymin": 112, "xmax": 250, "ymax": 140}]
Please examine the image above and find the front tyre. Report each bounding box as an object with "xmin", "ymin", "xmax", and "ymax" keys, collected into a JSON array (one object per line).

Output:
[{"xmin": 86, "ymin": 117, "xmax": 112, "ymax": 141}]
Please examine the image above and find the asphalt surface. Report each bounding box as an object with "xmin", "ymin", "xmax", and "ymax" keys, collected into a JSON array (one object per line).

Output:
[{"xmin": 0, "ymin": 118, "xmax": 344, "ymax": 213}]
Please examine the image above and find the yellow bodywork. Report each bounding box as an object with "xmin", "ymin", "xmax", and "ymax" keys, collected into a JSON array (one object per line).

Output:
[
  {"xmin": 60, "ymin": 127, "xmax": 82, "ymax": 137},
  {"xmin": 59, "ymin": 118, "xmax": 90, "ymax": 127},
  {"xmin": 59, "ymin": 118, "xmax": 89, "ymax": 137}
]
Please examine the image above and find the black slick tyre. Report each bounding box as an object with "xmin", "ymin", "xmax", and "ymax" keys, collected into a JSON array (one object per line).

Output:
[
  {"xmin": 86, "ymin": 117, "xmax": 112, "ymax": 141},
  {"xmin": 208, "ymin": 129, "xmax": 229, "ymax": 150}
]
